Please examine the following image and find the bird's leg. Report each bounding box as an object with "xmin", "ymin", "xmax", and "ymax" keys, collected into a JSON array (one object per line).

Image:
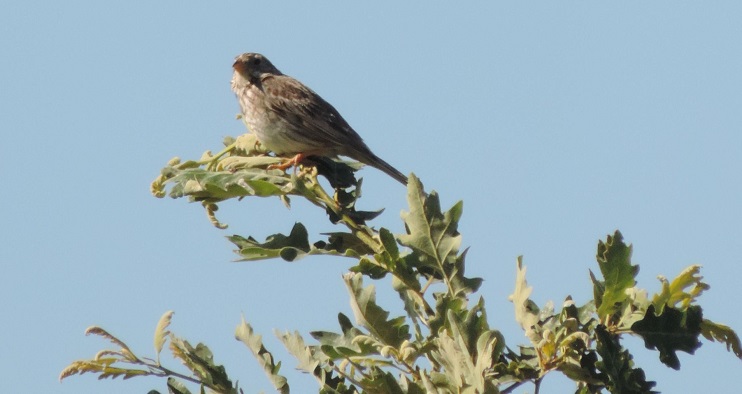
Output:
[{"xmin": 268, "ymin": 153, "xmax": 306, "ymax": 171}]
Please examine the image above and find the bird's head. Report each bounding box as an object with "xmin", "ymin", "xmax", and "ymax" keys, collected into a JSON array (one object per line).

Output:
[{"xmin": 233, "ymin": 53, "xmax": 282, "ymax": 80}]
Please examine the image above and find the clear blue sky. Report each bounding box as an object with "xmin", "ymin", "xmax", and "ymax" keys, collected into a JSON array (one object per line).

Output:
[{"xmin": 2, "ymin": 2, "xmax": 740, "ymax": 393}]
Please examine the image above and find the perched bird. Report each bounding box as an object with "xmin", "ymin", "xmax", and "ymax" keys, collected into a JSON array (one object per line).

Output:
[{"xmin": 231, "ymin": 53, "xmax": 407, "ymax": 185}]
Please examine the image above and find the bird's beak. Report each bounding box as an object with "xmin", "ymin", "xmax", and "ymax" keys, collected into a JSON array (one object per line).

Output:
[{"xmin": 233, "ymin": 60, "xmax": 247, "ymax": 75}]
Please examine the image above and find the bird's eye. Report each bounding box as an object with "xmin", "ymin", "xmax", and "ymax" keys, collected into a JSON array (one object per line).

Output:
[{"xmin": 253, "ymin": 58, "xmax": 262, "ymax": 65}]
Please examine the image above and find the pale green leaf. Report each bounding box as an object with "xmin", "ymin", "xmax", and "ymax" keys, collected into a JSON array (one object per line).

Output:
[
  {"xmin": 617, "ymin": 288, "xmax": 650, "ymax": 329},
  {"xmin": 229, "ymin": 223, "xmax": 310, "ymax": 262},
  {"xmin": 397, "ymin": 174, "xmax": 480, "ymax": 296},
  {"xmin": 379, "ymin": 227, "xmax": 399, "ymax": 260},
  {"xmin": 168, "ymin": 337, "xmax": 233, "ymax": 391},
  {"xmin": 84, "ymin": 326, "xmax": 133, "ymax": 356},
  {"xmin": 230, "ymin": 224, "xmax": 369, "ymax": 262},
  {"xmin": 168, "ymin": 168, "xmax": 289, "ymax": 201},
  {"xmin": 651, "ymin": 265, "xmax": 709, "ymax": 314},
  {"xmin": 431, "ymin": 329, "xmax": 468, "ymax": 389},
  {"xmin": 166, "ymin": 377, "xmax": 193, "ymax": 394},
  {"xmin": 700, "ymin": 319, "xmax": 742, "ymax": 359},
  {"xmin": 276, "ymin": 330, "xmax": 321, "ymax": 373},
  {"xmin": 509, "ymin": 257, "xmax": 540, "ymax": 343},
  {"xmin": 343, "ymin": 273, "xmax": 410, "ymax": 347},
  {"xmin": 419, "ymin": 371, "xmax": 439, "ymax": 393},
  {"xmin": 154, "ymin": 311, "xmax": 173, "ymax": 364},
  {"xmin": 235, "ymin": 317, "xmax": 289, "ymax": 394},
  {"xmin": 474, "ymin": 330, "xmax": 501, "ymax": 389}
]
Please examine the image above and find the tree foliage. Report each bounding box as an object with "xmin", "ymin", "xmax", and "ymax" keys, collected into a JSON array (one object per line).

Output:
[{"xmin": 62, "ymin": 134, "xmax": 741, "ymax": 393}]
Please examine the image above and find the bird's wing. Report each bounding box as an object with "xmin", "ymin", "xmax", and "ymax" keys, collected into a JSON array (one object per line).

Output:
[{"xmin": 261, "ymin": 75, "xmax": 368, "ymax": 152}]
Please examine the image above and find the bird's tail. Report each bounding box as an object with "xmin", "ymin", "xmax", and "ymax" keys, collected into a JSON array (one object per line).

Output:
[{"xmin": 357, "ymin": 150, "xmax": 408, "ymax": 185}]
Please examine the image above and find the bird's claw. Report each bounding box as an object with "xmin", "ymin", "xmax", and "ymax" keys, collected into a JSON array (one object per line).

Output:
[{"xmin": 267, "ymin": 153, "xmax": 305, "ymax": 171}]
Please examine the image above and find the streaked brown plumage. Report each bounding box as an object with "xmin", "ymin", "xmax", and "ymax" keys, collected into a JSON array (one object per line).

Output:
[{"xmin": 230, "ymin": 53, "xmax": 407, "ymax": 185}]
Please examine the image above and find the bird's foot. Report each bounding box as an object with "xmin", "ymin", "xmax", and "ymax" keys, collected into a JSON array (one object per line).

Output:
[{"xmin": 268, "ymin": 153, "xmax": 305, "ymax": 171}]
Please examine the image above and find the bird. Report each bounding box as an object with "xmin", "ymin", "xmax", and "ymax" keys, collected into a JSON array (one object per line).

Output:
[{"xmin": 230, "ymin": 52, "xmax": 408, "ymax": 185}]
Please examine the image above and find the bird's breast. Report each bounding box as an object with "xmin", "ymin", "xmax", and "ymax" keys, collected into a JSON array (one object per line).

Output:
[{"xmin": 235, "ymin": 84, "xmax": 322, "ymax": 155}]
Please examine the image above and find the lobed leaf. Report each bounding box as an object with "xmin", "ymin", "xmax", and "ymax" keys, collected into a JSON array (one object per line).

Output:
[
  {"xmin": 169, "ymin": 337, "xmax": 233, "ymax": 391},
  {"xmin": 651, "ymin": 265, "xmax": 709, "ymax": 314},
  {"xmin": 700, "ymin": 319, "xmax": 742, "ymax": 358},
  {"xmin": 509, "ymin": 257, "xmax": 540, "ymax": 343},
  {"xmin": 594, "ymin": 231, "xmax": 638, "ymax": 320},
  {"xmin": 320, "ymin": 232, "xmax": 374, "ymax": 257},
  {"xmin": 397, "ymin": 175, "xmax": 480, "ymax": 297},
  {"xmin": 230, "ymin": 223, "xmax": 373, "ymax": 262},
  {"xmin": 235, "ymin": 317, "xmax": 289, "ymax": 394},
  {"xmin": 276, "ymin": 330, "xmax": 324, "ymax": 373},
  {"xmin": 344, "ymin": 273, "xmax": 411, "ymax": 348},
  {"xmin": 630, "ymin": 304, "xmax": 703, "ymax": 370},
  {"xmin": 229, "ymin": 222, "xmax": 311, "ymax": 262},
  {"xmin": 310, "ymin": 313, "xmax": 368, "ymax": 359},
  {"xmin": 398, "ymin": 177, "xmax": 461, "ymax": 267},
  {"xmin": 169, "ymin": 168, "xmax": 289, "ymax": 201}
]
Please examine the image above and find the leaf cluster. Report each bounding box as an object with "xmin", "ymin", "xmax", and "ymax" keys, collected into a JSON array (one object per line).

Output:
[
  {"xmin": 60, "ymin": 311, "xmax": 237, "ymax": 394},
  {"xmin": 511, "ymin": 231, "xmax": 741, "ymax": 393},
  {"xmin": 62, "ymin": 134, "xmax": 741, "ymax": 393}
]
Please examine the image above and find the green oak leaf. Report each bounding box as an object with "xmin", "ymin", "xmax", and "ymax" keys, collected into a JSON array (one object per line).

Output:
[{"xmin": 594, "ymin": 231, "xmax": 638, "ymax": 320}]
